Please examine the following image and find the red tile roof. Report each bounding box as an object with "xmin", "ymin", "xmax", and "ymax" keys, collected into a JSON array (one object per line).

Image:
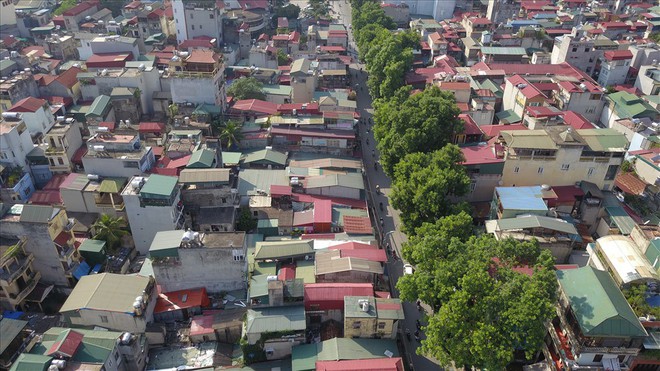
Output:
[
  {"xmin": 548, "ymin": 185, "xmax": 584, "ymax": 205},
  {"xmin": 474, "ymin": 62, "xmax": 595, "ymax": 83},
  {"xmin": 238, "ymin": 0, "xmax": 268, "ymax": 9},
  {"xmin": 270, "ymin": 127, "xmax": 355, "ymax": 140},
  {"xmin": 461, "ymin": 144, "xmax": 503, "ymax": 166},
  {"xmin": 99, "ymin": 121, "xmax": 115, "ymax": 131},
  {"xmin": 320, "ymin": 45, "xmax": 346, "ymax": 52},
  {"xmin": 303, "ymin": 283, "xmax": 373, "ymax": 310},
  {"xmin": 314, "ymin": 200, "xmax": 332, "ymax": 224},
  {"xmin": 603, "ymin": 50, "xmax": 633, "ymax": 61},
  {"xmin": 87, "ymin": 53, "xmax": 133, "ymax": 68},
  {"xmin": 278, "ymin": 266, "xmax": 296, "ymax": 281},
  {"xmin": 480, "ymin": 124, "xmax": 527, "ymax": 138},
  {"xmin": 232, "ymin": 99, "xmax": 278, "ymax": 115},
  {"xmin": 124, "ymin": 0, "xmax": 142, "ymax": 9},
  {"xmin": 54, "ymin": 231, "xmax": 71, "ymax": 247},
  {"xmin": 29, "ymin": 190, "xmax": 63, "ymax": 206},
  {"xmin": 139, "ymin": 122, "xmax": 165, "ymax": 133},
  {"xmin": 329, "ymin": 242, "xmax": 375, "ymax": 250},
  {"xmin": 62, "ymin": 1, "xmax": 98, "ymax": 16},
  {"xmin": 459, "ymin": 114, "xmax": 483, "ymax": 136},
  {"xmin": 8, "ymin": 97, "xmax": 46, "ymax": 113},
  {"xmin": 190, "ymin": 314, "xmax": 214, "ymax": 336},
  {"xmin": 71, "ymin": 146, "xmax": 88, "ymax": 165},
  {"xmin": 614, "ymin": 172, "xmax": 647, "ymax": 195},
  {"xmin": 469, "ymin": 17, "xmax": 492, "ymax": 25},
  {"xmin": 526, "ymin": 106, "xmax": 563, "ymax": 118},
  {"xmin": 186, "ymin": 49, "xmax": 218, "ymax": 64},
  {"xmin": 316, "ymin": 358, "xmax": 404, "ymax": 371},
  {"xmin": 44, "ymin": 174, "xmax": 68, "ymax": 190},
  {"xmin": 562, "ymin": 111, "xmax": 595, "ymax": 129},
  {"xmin": 154, "ymin": 287, "xmax": 210, "ymax": 314},
  {"xmin": 47, "ymin": 329, "xmax": 84, "ymax": 358},
  {"xmin": 342, "ymin": 216, "xmax": 373, "ymax": 234}
]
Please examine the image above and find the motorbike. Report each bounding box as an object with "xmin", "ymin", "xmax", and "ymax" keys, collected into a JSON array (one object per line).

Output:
[
  {"xmin": 416, "ymin": 300, "xmax": 422, "ymax": 311},
  {"xmin": 375, "ymin": 185, "xmax": 380, "ymax": 194},
  {"xmin": 374, "ymin": 162, "xmax": 377, "ymax": 171},
  {"xmin": 405, "ymin": 329, "xmax": 411, "ymax": 341},
  {"xmin": 416, "ymin": 320, "xmax": 421, "ymax": 330},
  {"xmin": 379, "ymin": 202, "xmax": 383, "ymax": 211},
  {"xmin": 414, "ymin": 330, "xmax": 420, "ymax": 342}
]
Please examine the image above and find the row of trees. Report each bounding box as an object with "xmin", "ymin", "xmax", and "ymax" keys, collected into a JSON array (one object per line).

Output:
[{"xmin": 350, "ymin": 2, "xmax": 559, "ymax": 368}]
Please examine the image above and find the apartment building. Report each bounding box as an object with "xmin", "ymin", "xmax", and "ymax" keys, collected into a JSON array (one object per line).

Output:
[
  {"xmin": 497, "ymin": 126, "xmax": 627, "ymax": 190},
  {"xmin": 172, "ymin": 0, "xmax": 224, "ymax": 47},
  {"xmin": 0, "ymin": 237, "xmax": 42, "ymax": 311},
  {"xmin": 550, "ymin": 33, "xmax": 617, "ymax": 75},
  {"xmin": 0, "ymin": 74, "xmax": 39, "ymax": 111},
  {"xmin": 634, "ymin": 63, "xmax": 660, "ymax": 96},
  {"xmin": 166, "ymin": 49, "xmax": 226, "ymax": 107},
  {"xmin": 6, "ymin": 97, "xmax": 55, "ymax": 136},
  {"xmin": 122, "ymin": 174, "xmax": 184, "ymax": 254},
  {"xmin": 597, "ymin": 50, "xmax": 633, "ymax": 88},
  {"xmin": 0, "ymin": 116, "xmax": 34, "ymax": 170},
  {"xmin": 43, "ymin": 119, "xmax": 83, "ymax": 174},
  {"xmin": 82, "ymin": 132, "xmax": 156, "ymax": 178},
  {"xmin": 1, "ymin": 204, "xmax": 79, "ymax": 292}
]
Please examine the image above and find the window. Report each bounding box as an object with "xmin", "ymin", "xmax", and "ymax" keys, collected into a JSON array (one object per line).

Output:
[
  {"xmin": 561, "ymin": 164, "xmax": 570, "ymax": 171},
  {"xmin": 537, "ymin": 167, "xmax": 544, "ymax": 174},
  {"xmin": 352, "ymin": 321, "xmax": 361, "ymax": 329},
  {"xmin": 587, "ymin": 167, "xmax": 595, "ymax": 176},
  {"xmin": 593, "ymin": 354, "xmax": 603, "ymax": 362},
  {"xmin": 572, "ymin": 47, "xmax": 577, "ymax": 52},
  {"xmin": 58, "ymin": 158, "xmax": 64, "ymax": 165},
  {"xmin": 586, "ymin": 67, "xmax": 591, "ymax": 73},
  {"xmin": 210, "ymin": 14, "xmax": 214, "ymax": 18},
  {"xmin": 605, "ymin": 164, "xmax": 619, "ymax": 181},
  {"xmin": 190, "ymin": 13, "xmax": 193, "ymax": 19},
  {"xmin": 470, "ymin": 180, "xmax": 477, "ymax": 193},
  {"xmin": 199, "ymin": 24, "xmax": 202, "ymax": 29},
  {"xmin": 100, "ymin": 315, "xmax": 109, "ymax": 323},
  {"xmin": 514, "ymin": 166, "xmax": 520, "ymax": 173},
  {"xmin": 191, "ymin": 25, "xmax": 195, "ymax": 30},
  {"xmin": 378, "ymin": 322, "xmax": 386, "ymax": 329},
  {"xmin": 584, "ymin": 48, "xmax": 589, "ymax": 52},
  {"xmin": 232, "ymin": 249, "xmax": 245, "ymax": 261},
  {"xmin": 124, "ymin": 161, "xmax": 139, "ymax": 168}
]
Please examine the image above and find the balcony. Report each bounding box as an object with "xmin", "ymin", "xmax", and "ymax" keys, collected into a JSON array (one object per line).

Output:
[
  {"xmin": 0, "ymin": 252, "xmax": 35, "ymax": 285},
  {"xmin": 10, "ymin": 271, "xmax": 41, "ymax": 304},
  {"xmin": 64, "ymin": 261, "xmax": 80, "ymax": 277},
  {"xmin": 45, "ymin": 146, "xmax": 66, "ymax": 155},
  {"xmin": 58, "ymin": 244, "xmax": 76, "ymax": 262},
  {"xmin": 95, "ymin": 193, "xmax": 125, "ymax": 211}
]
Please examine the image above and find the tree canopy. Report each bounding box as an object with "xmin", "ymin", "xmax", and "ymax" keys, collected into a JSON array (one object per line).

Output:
[
  {"xmin": 274, "ymin": 3, "xmax": 300, "ymax": 19},
  {"xmin": 93, "ymin": 215, "xmax": 128, "ymax": 252},
  {"xmin": 373, "ymin": 86, "xmax": 464, "ymax": 176},
  {"xmin": 397, "ymin": 233, "xmax": 558, "ymax": 369},
  {"xmin": 227, "ymin": 77, "xmax": 266, "ymax": 100},
  {"xmin": 218, "ymin": 120, "xmax": 244, "ymax": 150},
  {"xmin": 53, "ymin": 0, "xmax": 76, "ymax": 15},
  {"xmin": 389, "ymin": 145, "xmax": 471, "ymax": 233}
]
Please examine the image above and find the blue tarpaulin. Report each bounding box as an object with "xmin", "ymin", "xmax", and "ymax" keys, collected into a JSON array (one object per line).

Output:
[
  {"xmin": 2, "ymin": 310, "xmax": 24, "ymax": 319},
  {"xmin": 91, "ymin": 264, "xmax": 102, "ymax": 274},
  {"xmin": 73, "ymin": 261, "xmax": 91, "ymax": 280}
]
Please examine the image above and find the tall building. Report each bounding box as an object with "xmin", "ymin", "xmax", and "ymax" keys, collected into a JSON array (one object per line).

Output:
[
  {"xmin": 172, "ymin": 0, "xmax": 224, "ymax": 47},
  {"xmin": 385, "ymin": 0, "xmax": 455, "ymax": 21},
  {"xmin": 0, "ymin": 0, "xmax": 17, "ymax": 30},
  {"xmin": 122, "ymin": 175, "xmax": 185, "ymax": 254}
]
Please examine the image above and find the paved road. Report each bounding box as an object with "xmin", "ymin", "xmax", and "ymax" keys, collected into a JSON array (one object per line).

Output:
[{"xmin": 329, "ymin": 1, "xmax": 442, "ymax": 370}]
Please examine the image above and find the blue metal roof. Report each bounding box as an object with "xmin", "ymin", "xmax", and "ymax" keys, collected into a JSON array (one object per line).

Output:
[{"xmin": 496, "ymin": 186, "xmax": 549, "ymax": 211}]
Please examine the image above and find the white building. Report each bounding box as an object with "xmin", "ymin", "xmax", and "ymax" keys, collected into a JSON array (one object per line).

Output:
[
  {"xmin": 634, "ymin": 64, "xmax": 660, "ymax": 96},
  {"xmin": 172, "ymin": 0, "xmax": 224, "ymax": 47},
  {"xmin": 122, "ymin": 175, "xmax": 185, "ymax": 254},
  {"xmin": 89, "ymin": 35, "xmax": 140, "ymax": 60},
  {"xmin": 82, "ymin": 132, "xmax": 155, "ymax": 178},
  {"xmin": 0, "ymin": 116, "xmax": 34, "ymax": 170},
  {"xmin": 597, "ymin": 50, "xmax": 632, "ymax": 88},
  {"xmin": 6, "ymin": 97, "xmax": 55, "ymax": 136},
  {"xmin": 0, "ymin": 0, "xmax": 17, "ymax": 29},
  {"xmin": 165, "ymin": 49, "xmax": 226, "ymax": 107},
  {"xmin": 392, "ymin": 0, "xmax": 455, "ymax": 21}
]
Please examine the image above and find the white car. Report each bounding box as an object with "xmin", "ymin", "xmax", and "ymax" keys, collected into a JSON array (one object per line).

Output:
[{"xmin": 403, "ymin": 264, "xmax": 414, "ymax": 275}]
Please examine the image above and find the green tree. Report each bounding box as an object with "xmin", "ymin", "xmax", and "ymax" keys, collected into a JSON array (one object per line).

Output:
[
  {"xmin": 167, "ymin": 103, "xmax": 179, "ymax": 124},
  {"xmin": 389, "ymin": 145, "xmax": 471, "ymax": 233},
  {"xmin": 100, "ymin": 0, "xmax": 124, "ymax": 16},
  {"xmin": 274, "ymin": 3, "xmax": 300, "ymax": 19},
  {"xmin": 373, "ymin": 86, "xmax": 463, "ymax": 176},
  {"xmin": 236, "ymin": 208, "xmax": 257, "ymax": 232},
  {"xmin": 401, "ymin": 211, "xmax": 473, "ymax": 264},
  {"xmin": 362, "ymin": 31, "xmax": 417, "ymax": 99},
  {"xmin": 352, "ymin": 1, "xmax": 395, "ymax": 38},
  {"xmin": 227, "ymin": 77, "xmax": 266, "ymax": 100},
  {"xmin": 53, "ymin": 0, "xmax": 77, "ymax": 15},
  {"xmin": 650, "ymin": 33, "xmax": 660, "ymax": 43},
  {"xmin": 276, "ymin": 49, "xmax": 289, "ymax": 66},
  {"xmin": 93, "ymin": 215, "xmax": 129, "ymax": 252},
  {"xmin": 398, "ymin": 235, "xmax": 557, "ymax": 369},
  {"xmin": 218, "ymin": 120, "xmax": 244, "ymax": 150}
]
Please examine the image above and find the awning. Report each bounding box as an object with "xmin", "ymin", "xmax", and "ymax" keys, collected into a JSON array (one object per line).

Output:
[
  {"xmin": 73, "ymin": 261, "xmax": 91, "ymax": 280},
  {"xmin": 91, "ymin": 264, "xmax": 102, "ymax": 274},
  {"xmin": 25, "ymin": 283, "xmax": 54, "ymax": 303}
]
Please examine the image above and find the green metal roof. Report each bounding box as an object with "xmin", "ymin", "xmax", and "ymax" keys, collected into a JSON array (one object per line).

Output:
[
  {"xmin": 501, "ymin": 130, "xmax": 557, "ymax": 149},
  {"xmin": 557, "ymin": 266, "xmax": 647, "ymax": 338},
  {"xmin": 496, "ymin": 109, "xmax": 521, "ymax": 124},
  {"xmin": 98, "ymin": 177, "xmax": 127, "ymax": 193},
  {"xmin": 40, "ymin": 327, "xmax": 120, "ymax": 364},
  {"xmin": 0, "ymin": 318, "xmax": 28, "ymax": 354},
  {"xmin": 481, "ymin": 46, "xmax": 527, "ymax": 55},
  {"xmin": 144, "ymin": 33, "xmax": 165, "ymax": 44},
  {"xmin": 85, "ymin": 95, "xmax": 111, "ymax": 118},
  {"xmin": 607, "ymin": 91, "xmax": 659, "ymax": 119},
  {"xmin": 0, "ymin": 59, "xmax": 17, "ymax": 71},
  {"xmin": 252, "ymin": 261, "xmax": 277, "ymax": 276},
  {"xmin": 242, "ymin": 149, "xmax": 288, "ymax": 166},
  {"xmin": 78, "ymin": 239, "xmax": 106, "ymax": 254},
  {"xmin": 257, "ymin": 218, "xmax": 278, "ymax": 228},
  {"xmin": 493, "ymin": 215, "xmax": 578, "ymax": 235},
  {"xmin": 578, "ymin": 129, "xmax": 628, "ymax": 152},
  {"xmin": 59, "ymin": 273, "xmax": 151, "ymax": 313},
  {"xmin": 140, "ymin": 174, "xmax": 178, "ymax": 198},
  {"xmin": 19, "ymin": 205, "xmax": 57, "ymax": 223},
  {"xmin": 149, "ymin": 230, "xmax": 183, "ymax": 258},
  {"xmin": 246, "ymin": 305, "xmax": 306, "ymax": 334},
  {"xmin": 192, "ymin": 103, "xmax": 222, "ymax": 115},
  {"xmin": 295, "ymin": 260, "xmax": 316, "ymax": 284},
  {"xmin": 305, "ymin": 173, "xmax": 364, "ymax": 189},
  {"xmin": 646, "ymin": 239, "xmax": 660, "ymax": 275},
  {"xmin": 221, "ymin": 151, "xmax": 243, "ymax": 166},
  {"xmin": 10, "ymin": 354, "xmax": 51, "ymax": 371},
  {"xmin": 291, "ymin": 343, "xmax": 317, "ymax": 371},
  {"xmin": 254, "ymin": 240, "xmax": 314, "ymax": 260},
  {"xmin": 187, "ymin": 149, "xmax": 216, "ymax": 168},
  {"xmin": 249, "ymin": 274, "xmax": 270, "ymax": 298},
  {"xmin": 316, "ymin": 338, "xmax": 399, "ymax": 361},
  {"xmin": 605, "ymin": 206, "xmax": 636, "ymax": 235},
  {"xmin": 263, "ymin": 84, "xmax": 292, "ymax": 96}
]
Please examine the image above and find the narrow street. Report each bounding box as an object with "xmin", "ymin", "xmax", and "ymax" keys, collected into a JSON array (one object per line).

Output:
[{"xmin": 330, "ymin": 1, "xmax": 442, "ymax": 370}]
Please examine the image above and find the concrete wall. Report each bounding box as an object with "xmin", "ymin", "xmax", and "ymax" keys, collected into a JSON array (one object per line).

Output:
[
  {"xmin": 467, "ymin": 173, "xmax": 502, "ymax": 203},
  {"xmin": 170, "ymin": 75, "xmax": 222, "ymax": 106},
  {"xmin": 0, "ymin": 122, "xmax": 35, "ymax": 169},
  {"xmin": 123, "ymin": 192, "xmax": 181, "ymax": 254},
  {"xmin": 82, "ymin": 150, "xmax": 154, "ymax": 179},
  {"xmin": 634, "ymin": 65, "xmax": 660, "ymax": 96},
  {"xmin": 181, "ymin": 187, "xmax": 234, "ymax": 208},
  {"xmin": 635, "ymin": 157, "xmax": 659, "ymax": 186},
  {"xmin": 67, "ymin": 308, "xmax": 148, "ymax": 333},
  {"xmin": 20, "ymin": 106, "xmax": 55, "ymax": 136},
  {"xmin": 501, "ymin": 147, "xmax": 622, "ymax": 190},
  {"xmin": 598, "ymin": 61, "xmax": 630, "ymax": 87},
  {"xmin": 152, "ymin": 247, "xmax": 246, "ymax": 293}
]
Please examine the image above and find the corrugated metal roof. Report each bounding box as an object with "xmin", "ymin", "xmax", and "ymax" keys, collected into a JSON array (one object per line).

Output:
[
  {"xmin": 246, "ymin": 305, "xmax": 306, "ymax": 334},
  {"xmin": 315, "ymin": 250, "xmax": 383, "ymax": 275},
  {"xmin": 140, "ymin": 174, "xmax": 178, "ymax": 198},
  {"xmin": 295, "ymin": 260, "xmax": 316, "ymax": 284},
  {"xmin": 316, "ymin": 338, "xmax": 399, "ymax": 361},
  {"xmin": 578, "ymin": 128, "xmax": 628, "ymax": 152},
  {"xmin": 10, "ymin": 353, "xmax": 52, "ymax": 371},
  {"xmin": 605, "ymin": 206, "xmax": 636, "ymax": 235},
  {"xmin": 557, "ymin": 266, "xmax": 647, "ymax": 337},
  {"xmin": 0, "ymin": 318, "xmax": 28, "ymax": 354},
  {"xmin": 221, "ymin": 151, "xmax": 242, "ymax": 165},
  {"xmin": 496, "ymin": 186, "xmax": 549, "ymax": 211},
  {"xmin": 303, "ymin": 283, "xmax": 373, "ymax": 310},
  {"xmin": 78, "ymin": 239, "xmax": 106, "ymax": 254},
  {"xmin": 490, "ymin": 215, "xmax": 578, "ymax": 235},
  {"xmin": 85, "ymin": 95, "xmax": 111, "ymax": 118},
  {"xmin": 59, "ymin": 273, "xmax": 151, "ymax": 314},
  {"xmin": 316, "ymin": 358, "xmax": 404, "ymax": 371},
  {"xmin": 597, "ymin": 235, "xmax": 658, "ymax": 284},
  {"xmin": 242, "ymin": 148, "xmax": 288, "ymax": 166},
  {"xmin": 19, "ymin": 205, "xmax": 57, "ymax": 223},
  {"xmin": 178, "ymin": 168, "xmax": 230, "ymax": 184},
  {"xmin": 305, "ymin": 173, "xmax": 364, "ymax": 190},
  {"xmin": 254, "ymin": 240, "xmax": 314, "ymax": 260},
  {"xmin": 98, "ymin": 178, "xmax": 127, "ymax": 193},
  {"xmin": 500, "ymin": 130, "xmax": 557, "ymax": 149},
  {"xmin": 187, "ymin": 149, "xmax": 216, "ymax": 168}
]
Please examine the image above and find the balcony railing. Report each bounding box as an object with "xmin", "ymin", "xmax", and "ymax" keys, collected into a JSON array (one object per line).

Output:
[
  {"xmin": 0, "ymin": 253, "xmax": 34, "ymax": 284},
  {"xmin": 10, "ymin": 271, "xmax": 40, "ymax": 304},
  {"xmin": 59, "ymin": 244, "xmax": 75, "ymax": 261},
  {"xmin": 45, "ymin": 146, "xmax": 66, "ymax": 155}
]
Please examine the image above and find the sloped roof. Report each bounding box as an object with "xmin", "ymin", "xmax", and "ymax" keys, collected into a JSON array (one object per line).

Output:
[
  {"xmin": 154, "ymin": 287, "xmax": 210, "ymax": 314},
  {"xmin": 46, "ymin": 329, "xmax": 84, "ymax": 357},
  {"xmin": 254, "ymin": 240, "xmax": 314, "ymax": 260},
  {"xmin": 9, "ymin": 354, "xmax": 51, "ymax": 371},
  {"xmin": 614, "ymin": 172, "xmax": 647, "ymax": 195},
  {"xmin": 187, "ymin": 148, "xmax": 215, "ymax": 168},
  {"xmin": 98, "ymin": 178, "xmax": 126, "ymax": 193},
  {"xmin": 0, "ymin": 318, "xmax": 28, "ymax": 354},
  {"xmin": 316, "ymin": 358, "xmax": 404, "ymax": 371},
  {"xmin": 488, "ymin": 215, "xmax": 578, "ymax": 235},
  {"xmin": 19, "ymin": 205, "xmax": 57, "ymax": 223},
  {"xmin": 59, "ymin": 273, "xmax": 151, "ymax": 313},
  {"xmin": 303, "ymin": 283, "xmax": 373, "ymax": 310},
  {"xmin": 557, "ymin": 266, "xmax": 647, "ymax": 337},
  {"xmin": 243, "ymin": 148, "xmax": 287, "ymax": 165},
  {"xmin": 246, "ymin": 305, "xmax": 306, "ymax": 334},
  {"xmin": 8, "ymin": 97, "xmax": 46, "ymax": 113}
]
